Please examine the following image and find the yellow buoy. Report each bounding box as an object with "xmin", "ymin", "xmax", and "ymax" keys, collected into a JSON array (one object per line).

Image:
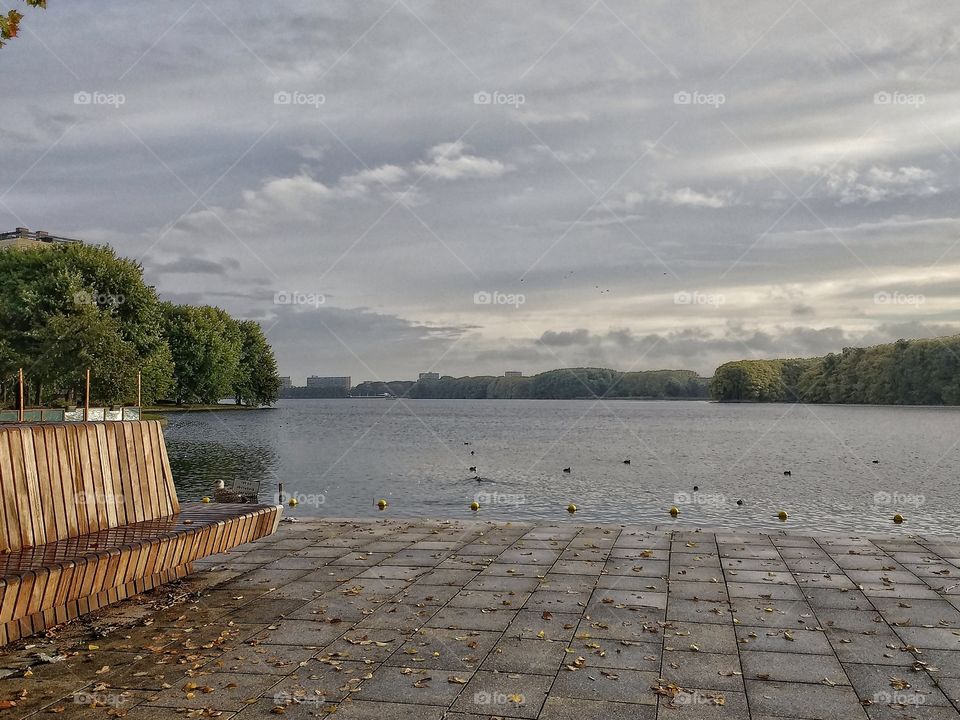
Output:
[
  {"xmin": 893, "ymin": 513, "xmax": 904, "ymax": 524},
  {"xmin": 201, "ymin": 496, "xmax": 211, "ymax": 503},
  {"xmin": 778, "ymin": 510, "xmax": 788, "ymax": 521},
  {"xmin": 377, "ymin": 499, "xmax": 388, "ymax": 510},
  {"xmin": 669, "ymin": 506, "xmax": 680, "ymax": 517},
  {"xmin": 470, "ymin": 501, "xmax": 480, "ymax": 511},
  {"xmin": 567, "ymin": 503, "xmax": 577, "ymax": 513},
  {"xmin": 288, "ymin": 497, "xmax": 298, "ymax": 507}
]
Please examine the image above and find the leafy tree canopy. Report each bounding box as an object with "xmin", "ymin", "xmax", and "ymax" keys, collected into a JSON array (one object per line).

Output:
[
  {"xmin": 711, "ymin": 336, "xmax": 960, "ymax": 405},
  {"xmin": 379, "ymin": 368, "xmax": 710, "ymax": 400},
  {"xmin": 161, "ymin": 303, "xmax": 242, "ymax": 405},
  {"xmin": 0, "ymin": 243, "xmax": 173, "ymax": 405},
  {"xmin": 0, "ymin": 243, "xmax": 281, "ymax": 409},
  {"xmin": 233, "ymin": 320, "xmax": 282, "ymax": 406}
]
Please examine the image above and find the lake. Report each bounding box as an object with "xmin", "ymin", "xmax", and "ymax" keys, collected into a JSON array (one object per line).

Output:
[{"xmin": 163, "ymin": 399, "xmax": 960, "ymax": 535}]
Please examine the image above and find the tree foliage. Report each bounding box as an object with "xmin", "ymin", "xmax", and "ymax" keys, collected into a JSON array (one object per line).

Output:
[
  {"xmin": 161, "ymin": 303, "xmax": 242, "ymax": 405},
  {"xmin": 367, "ymin": 368, "xmax": 711, "ymax": 400},
  {"xmin": 233, "ymin": 320, "xmax": 282, "ymax": 406},
  {"xmin": 350, "ymin": 380, "xmax": 415, "ymax": 397},
  {"xmin": 0, "ymin": 0, "xmax": 45, "ymax": 48},
  {"xmin": 0, "ymin": 243, "xmax": 280, "ymax": 408},
  {"xmin": 0, "ymin": 243, "xmax": 173, "ymax": 406},
  {"xmin": 485, "ymin": 376, "xmax": 532, "ymax": 399},
  {"xmin": 711, "ymin": 336, "xmax": 960, "ymax": 405}
]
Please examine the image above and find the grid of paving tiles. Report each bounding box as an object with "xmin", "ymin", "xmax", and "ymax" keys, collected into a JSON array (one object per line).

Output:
[{"xmin": 2, "ymin": 518, "xmax": 959, "ymax": 719}]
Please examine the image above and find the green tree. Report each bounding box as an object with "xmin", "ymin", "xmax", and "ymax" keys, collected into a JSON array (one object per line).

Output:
[
  {"xmin": 1, "ymin": 0, "xmax": 45, "ymax": 48},
  {"xmin": 711, "ymin": 360, "xmax": 797, "ymax": 402},
  {"xmin": 711, "ymin": 335, "xmax": 960, "ymax": 406},
  {"xmin": 403, "ymin": 368, "xmax": 708, "ymax": 400},
  {"xmin": 31, "ymin": 306, "xmax": 135, "ymax": 405},
  {"xmin": 161, "ymin": 303, "xmax": 242, "ymax": 405},
  {"xmin": 529, "ymin": 368, "xmax": 621, "ymax": 398},
  {"xmin": 711, "ymin": 362, "xmax": 750, "ymax": 401},
  {"xmin": 233, "ymin": 320, "xmax": 281, "ymax": 406},
  {"xmin": 0, "ymin": 243, "xmax": 173, "ymax": 406},
  {"xmin": 486, "ymin": 376, "xmax": 532, "ymax": 398}
]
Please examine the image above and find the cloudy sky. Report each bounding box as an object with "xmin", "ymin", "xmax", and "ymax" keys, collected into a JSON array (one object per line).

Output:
[{"xmin": 3, "ymin": 1, "xmax": 959, "ymax": 382}]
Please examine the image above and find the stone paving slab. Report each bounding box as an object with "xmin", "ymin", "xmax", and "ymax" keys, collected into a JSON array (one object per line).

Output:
[{"xmin": 0, "ymin": 518, "xmax": 959, "ymax": 719}]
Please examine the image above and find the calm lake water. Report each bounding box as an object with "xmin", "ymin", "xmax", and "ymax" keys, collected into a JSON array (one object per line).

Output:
[{"xmin": 163, "ymin": 399, "xmax": 960, "ymax": 535}]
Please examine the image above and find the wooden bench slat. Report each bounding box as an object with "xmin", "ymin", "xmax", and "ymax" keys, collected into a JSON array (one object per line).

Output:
[
  {"xmin": 35, "ymin": 428, "xmax": 57, "ymax": 545},
  {"xmin": 8, "ymin": 431, "xmax": 34, "ymax": 549},
  {"xmin": 0, "ymin": 432, "xmax": 18, "ymax": 553},
  {"xmin": 20, "ymin": 429, "xmax": 45, "ymax": 549},
  {"xmin": 87, "ymin": 424, "xmax": 105, "ymax": 532},
  {"xmin": 54, "ymin": 426, "xmax": 79, "ymax": 541},
  {"xmin": 152, "ymin": 421, "xmax": 179, "ymax": 514},
  {"xmin": 66, "ymin": 424, "xmax": 87, "ymax": 537},
  {"xmin": 139, "ymin": 423, "xmax": 160, "ymax": 519},
  {"xmin": 131, "ymin": 423, "xmax": 151, "ymax": 522},
  {"xmin": 0, "ymin": 503, "xmax": 280, "ymax": 638},
  {"xmin": 94, "ymin": 424, "xmax": 118, "ymax": 528},
  {"xmin": 0, "ymin": 421, "xmax": 281, "ymax": 645}
]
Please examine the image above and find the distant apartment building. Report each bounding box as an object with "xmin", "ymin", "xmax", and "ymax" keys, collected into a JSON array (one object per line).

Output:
[
  {"xmin": 279, "ymin": 376, "xmax": 292, "ymax": 389},
  {"xmin": 418, "ymin": 372, "xmax": 440, "ymax": 381},
  {"xmin": 0, "ymin": 227, "xmax": 82, "ymax": 251},
  {"xmin": 504, "ymin": 371, "xmax": 523, "ymax": 378},
  {"xmin": 306, "ymin": 376, "xmax": 352, "ymax": 392}
]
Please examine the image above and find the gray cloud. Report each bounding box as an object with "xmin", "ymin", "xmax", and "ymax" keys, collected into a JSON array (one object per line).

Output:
[
  {"xmin": 2, "ymin": 1, "xmax": 959, "ymax": 380},
  {"xmin": 150, "ymin": 255, "xmax": 242, "ymax": 276},
  {"xmin": 476, "ymin": 321, "xmax": 960, "ymax": 377},
  {"xmin": 540, "ymin": 329, "xmax": 591, "ymax": 347}
]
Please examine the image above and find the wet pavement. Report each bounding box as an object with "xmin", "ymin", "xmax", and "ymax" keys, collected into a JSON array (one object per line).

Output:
[{"xmin": 1, "ymin": 518, "xmax": 959, "ymax": 719}]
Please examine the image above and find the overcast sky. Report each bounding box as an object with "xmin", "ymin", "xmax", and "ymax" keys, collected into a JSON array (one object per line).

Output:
[{"xmin": 3, "ymin": 1, "xmax": 959, "ymax": 383}]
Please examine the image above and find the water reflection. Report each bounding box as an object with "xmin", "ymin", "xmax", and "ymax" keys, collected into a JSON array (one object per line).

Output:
[
  {"xmin": 166, "ymin": 438, "xmax": 279, "ymax": 501},
  {"xmin": 161, "ymin": 400, "xmax": 960, "ymax": 536}
]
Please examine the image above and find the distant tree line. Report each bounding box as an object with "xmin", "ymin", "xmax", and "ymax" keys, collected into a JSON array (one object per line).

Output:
[
  {"xmin": 711, "ymin": 335, "xmax": 960, "ymax": 404},
  {"xmin": 348, "ymin": 380, "xmax": 416, "ymax": 398},
  {"xmin": 281, "ymin": 385, "xmax": 358, "ymax": 399},
  {"xmin": 0, "ymin": 243, "xmax": 281, "ymax": 408},
  {"xmin": 351, "ymin": 368, "xmax": 710, "ymax": 400}
]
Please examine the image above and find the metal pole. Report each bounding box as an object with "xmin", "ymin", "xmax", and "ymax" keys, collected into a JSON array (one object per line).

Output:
[
  {"xmin": 137, "ymin": 371, "xmax": 142, "ymax": 408},
  {"xmin": 17, "ymin": 368, "xmax": 23, "ymax": 423},
  {"xmin": 84, "ymin": 368, "xmax": 90, "ymax": 422}
]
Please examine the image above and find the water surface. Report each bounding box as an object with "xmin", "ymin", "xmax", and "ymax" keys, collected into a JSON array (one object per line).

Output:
[{"xmin": 163, "ymin": 399, "xmax": 960, "ymax": 535}]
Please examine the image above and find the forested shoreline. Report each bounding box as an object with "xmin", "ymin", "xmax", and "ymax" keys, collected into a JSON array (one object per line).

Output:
[
  {"xmin": 8, "ymin": 244, "xmax": 958, "ymax": 410},
  {"xmin": 350, "ymin": 368, "xmax": 711, "ymax": 400},
  {"xmin": 711, "ymin": 335, "xmax": 960, "ymax": 405},
  {"xmin": 0, "ymin": 244, "xmax": 282, "ymax": 408}
]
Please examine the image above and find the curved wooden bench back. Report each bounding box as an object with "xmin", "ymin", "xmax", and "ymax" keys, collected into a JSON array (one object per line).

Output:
[{"xmin": 0, "ymin": 421, "xmax": 179, "ymax": 553}]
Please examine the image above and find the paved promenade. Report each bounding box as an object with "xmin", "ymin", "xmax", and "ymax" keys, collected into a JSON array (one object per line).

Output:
[{"xmin": 1, "ymin": 518, "xmax": 959, "ymax": 719}]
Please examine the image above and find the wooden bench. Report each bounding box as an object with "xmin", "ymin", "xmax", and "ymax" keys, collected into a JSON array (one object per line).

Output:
[{"xmin": 0, "ymin": 420, "xmax": 282, "ymax": 645}]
